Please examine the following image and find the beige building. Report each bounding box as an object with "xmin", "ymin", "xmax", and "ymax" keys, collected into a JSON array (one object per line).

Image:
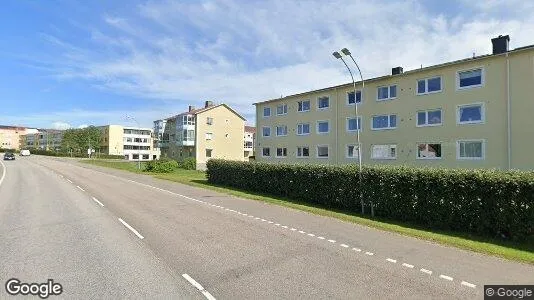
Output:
[
  {"xmin": 0, "ymin": 126, "xmax": 38, "ymax": 150},
  {"xmin": 21, "ymin": 129, "xmax": 63, "ymax": 150},
  {"xmin": 254, "ymin": 35, "xmax": 534, "ymax": 170},
  {"xmin": 98, "ymin": 125, "xmax": 160, "ymax": 160},
  {"xmin": 156, "ymin": 101, "xmax": 247, "ymax": 169}
]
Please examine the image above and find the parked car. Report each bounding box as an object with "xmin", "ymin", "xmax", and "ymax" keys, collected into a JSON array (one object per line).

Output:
[
  {"xmin": 3, "ymin": 152, "xmax": 15, "ymax": 160},
  {"xmin": 20, "ymin": 149, "xmax": 31, "ymax": 156}
]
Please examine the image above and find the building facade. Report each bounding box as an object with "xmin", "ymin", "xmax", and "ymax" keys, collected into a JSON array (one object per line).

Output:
[
  {"xmin": 98, "ymin": 125, "xmax": 160, "ymax": 160},
  {"xmin": 0, "ymin": 126, "xmax": 38, "ymax": 150},
  {"xmin": 244, "ymin": 126, "xmax": 255, "ymax": 160},
  {"xmin": 156, "ymin": 101, "xmax": 247, "ymax": 170},
  {"xmin": 254, "ymin": 35, "xmax": 534, "ymax": 170},
  {"xmin": 22, "ymin": 129, "xmax": 63, "ymax": 150}
]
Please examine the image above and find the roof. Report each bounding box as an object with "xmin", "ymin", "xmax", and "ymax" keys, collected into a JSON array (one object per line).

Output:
[
  {"xmin": 245, "ymin": 126, "xmax": 256, "ymax": 133},
  {"xmin": 166, "ymin": 103, "xmax": 246, "ymax": 121},
  {"xmin": 0, "ymin": 125, "xmax": 29, "ymax": 130},
  {"xmin": 253, "ymin": 44, "xmax": 534, "ymax": 105}
]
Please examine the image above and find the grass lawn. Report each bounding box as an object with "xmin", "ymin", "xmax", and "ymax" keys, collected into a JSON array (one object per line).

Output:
[{"xmin": 82, "ymin": 159, "xmax": 534, "ymax": 264}]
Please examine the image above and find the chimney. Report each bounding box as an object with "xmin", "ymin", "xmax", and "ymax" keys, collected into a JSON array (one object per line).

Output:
[
  {"xmin": 188, "ymin": 105, "xmax": 195, "ymax": 112},
  {"xmin": 204, "ymin": 100, "xmax": 214, "ymax": 108},
  {"xmin": 392, "ymin": 67, "xmax": 403, "ymax": 75},
  {"xmin": 491, "ymin": 35, "xmax": 510, "ymax": 55}
]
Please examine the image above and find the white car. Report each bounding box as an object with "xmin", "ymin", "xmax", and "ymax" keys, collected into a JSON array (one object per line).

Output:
[{"xmin": 20, "ymin": 150, "xmax": 31, "ymax": 156}]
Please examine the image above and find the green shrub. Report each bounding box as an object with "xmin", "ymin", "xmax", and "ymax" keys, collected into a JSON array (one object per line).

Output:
[
  {"xmin": 206, "ymin": 159, "xmax": 534, "ymax": 241},
  {"xmin": 144, "ymin": 159, "xmax": 179, "ymax": 173},
  {"xmin": 180, "ymin": 157, "xmax": 196, "ymax": 170}
]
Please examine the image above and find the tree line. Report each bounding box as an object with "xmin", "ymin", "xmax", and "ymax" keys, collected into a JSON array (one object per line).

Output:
[{"xmin": 61, "ymin": 126, "xmax": 101, "ymax": 154}]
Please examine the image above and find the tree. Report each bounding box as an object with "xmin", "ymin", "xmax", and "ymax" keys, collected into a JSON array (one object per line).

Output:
[{"xmin": 60, "ymin": 126, "xmax": 102, "ymax": 154}]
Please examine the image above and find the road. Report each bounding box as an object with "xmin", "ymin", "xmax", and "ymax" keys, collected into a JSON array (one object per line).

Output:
[{"xmin": 1, "ymin": 155, "xmax": 533, "ymax": 299}]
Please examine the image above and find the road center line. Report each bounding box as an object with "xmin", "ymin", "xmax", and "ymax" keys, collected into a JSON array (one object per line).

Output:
[
  {"xmin": 182, "ymin": 274, "xmax": 216, "ymax": 300},
  {"xmin": 352, "ymin": 248, "xmax": 362, "ymax": 252},
  {"xmin": 365, "ymin": 251, "xmax": 374, "ymax": 255},
  {"xmin": 92, "ymin": 197, "xmax": 104, "ymax": 207},
  {"xmin": 420, "ymin": 268, "xmax": 433, "ymax": 275},
  {"xmin": 118, "ymin": 218, "xmax": 144, "ymax": 239},
  {"xmin": 439, "ymin": 274, "xmax": 453, "ymax": 281},
  {"xmin": 76, "ymin": 185, "xmax": 85, "ymax": 192},
  {"xmin": 402, "ymin": 263, "xmax": 414, "ymax": 269},
  {"xmin": 461, "ymin": 281, "xmax": 476, "ymax": 288},
  {"xmin": 386, "ymin": 258, "xmax": 397, "ymax": 263},
  {"xmin": 328, "ymin": 239, "xmax": 336, "ymax": 243},
  {"xmin": 340, "ymin": 244, "xmax": 349, "ymax": 248}
]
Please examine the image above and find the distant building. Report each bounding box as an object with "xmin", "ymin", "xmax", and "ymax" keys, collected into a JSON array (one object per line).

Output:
[
  {"xmin": 21, "ymin": 129, "xmax": 63, "ymax": 150},
  {"xmin": 98, "ymin": 125, "xmax": 160, "ymax": 161},
  {"xmin": 0, "ymin": 125, "xmax": 37, "ymax": 150},
  {"xmin": 244, "ymin": 126, "xmax": 255, "ymax": 160}
]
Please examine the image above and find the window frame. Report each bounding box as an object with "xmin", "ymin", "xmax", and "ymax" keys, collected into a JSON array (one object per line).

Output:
[
  {"xmin": 317, "ymin": 96, "xmax": 330, "ymax": 110},
  {"xmin": 346, "ymin": 116, "xmax": 362, "ymax": 132},
  {"xmin": 316, "ymin": 120, "xmax": 330, "ymax": 134},
  {"xmin": 261, "ymin": 147, "xmax": 271, "ymax": 157},
  {"xmin": 262, "ymin": 126, "xmax": 271, "ymax": 137},
  {"xmin": 416, "ymin": 109, "xmax": 443, "ymax": 127},
  {"xmin": 263, "ymin": 107, "xmax": 271, "ymax": 118},
  {"xmin": 457, "ymin": 102, "xmax": 485, "ymax": 125},
  {"xmin": 206, "ymin": 117, "xmax": 213, "ymax": 125},
  {"xmin": 205, "ymin": 148, "xmax": 213, "ymax": 158},
  {"xmin": 456, "ymin": 139, "xmax": 485, "ymax": 160},
  {"xmin": 377, "ymin": 85, "xmax": 397, "ymax": 101},
  {"xmin": 275, "ymin": 147, "xmax": 288, "ymax": 158},
  {"xmin": 416, "ymin": 76, "xmax": 442, "ymax": 95},
  {"xmin": 276, "ymin": 104, "xmax": 288, "ymax": 116},
  {"xmin": 316, "ymin": 144, "xmax": 329, "ymax": 159},
  {"xmin": 205, "ymin": 132, "xmax": 213, "ymax": 140},
  {"xmin": 297, "ymin": 100, "xmax": 311, "ymax": 112},
  {"xmin": 416, "ymin": 143, "xmax": 443, "ymax": 160},
  {"xmin": 346, "ymin": 90, "xmax": 362, "ymax": 105},
  {"xmin": 275, "ymin": 125, "xmax": 288, "ymax": 137},
  {"xmin": 346, "ymin": 144, "xmax": 360, "ymax": 159},
  {"xmin": 297, "ymin": 123, "xmax": 310, "ymax": 136},
  {"xmin": 370, "ymin": 144, "xmax": 397, "ymax": 160},
  {"xmin": 296, "ymin": 146, "xmax": 310, "ymax": 158},
  {"xmin": 456, "ymin": 67, "xmax": 485, "ymax": 90},
  {"xmin": 371, "ymin": 114, "xmax": 397, "ymax": 130}
]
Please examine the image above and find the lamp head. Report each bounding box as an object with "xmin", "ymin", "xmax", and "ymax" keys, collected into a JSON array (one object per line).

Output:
[
  {"xmin": 341, "ymin": 48, "xmax": 351, "ymax": 56},
  {"xmin": 332, "ymin": 51, "xmax": 342, "ymax": 59}
]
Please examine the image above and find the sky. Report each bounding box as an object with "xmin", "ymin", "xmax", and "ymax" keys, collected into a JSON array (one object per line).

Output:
[{"xmin": 0, "ymin": 0, "xmax": 533, "ymax": 130}]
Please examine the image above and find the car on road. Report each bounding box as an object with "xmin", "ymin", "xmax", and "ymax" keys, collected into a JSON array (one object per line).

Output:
[
  {"xmin": 20, "ymin": 149, "xmax": 30, "ymax": 156},
  {"xmin": 3, "ymin": 152, "xmax": 15, "ymax": 160}
]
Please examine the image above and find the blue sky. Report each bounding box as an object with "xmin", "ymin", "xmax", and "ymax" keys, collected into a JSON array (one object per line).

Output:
[{"xmin": 1, "ymin": 0, "xmax": 533, "ymax": 129}]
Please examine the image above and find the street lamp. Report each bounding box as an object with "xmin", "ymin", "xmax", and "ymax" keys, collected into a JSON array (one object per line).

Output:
[
  {"xmin": 126, "ymin": 115, "xmax": 142, "ymax": 170},
  {"xmin": 333, "ymin": 49, "xmax": 370, "ymax": 216}
]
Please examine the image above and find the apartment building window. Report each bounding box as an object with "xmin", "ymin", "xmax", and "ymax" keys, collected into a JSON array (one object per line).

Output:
[
  {"xmin": 417, "ymin": 109, "xmax": 442, "ymax": 126},
  {"xmin": 297, "ymin": 123, "xmax": 310, "ymax": 135},
  {"xmin": 457, "ymin": 140, "xmax": 484, "ymax": 160},
  {"xmin": 317, "ymin": 120, "xmax": 329, "ymax": 134},
  {"xmin": 262, "ymin": 127, "xmax": 271, "ymax": 137},
  {"xmin": 183, "ymin": 130, "xmax": 195, "ymax": 141},
  {"xmin": 377, "ymin": 85, "xmax": 397, "ymax": 101},
  {"xmin": 276, "ymin": 125, "xmax": 288, "ymax": 136},
  {"xmin": 372, "ymin": 114, "xmax": 397, "ymax": 130},
  {"xmin": 206, "ymin": 149, "xmax": 212, "ymax": 158},
  {"xmin": 205, "ymin": 132, "xmax": 213, "ymax": 140},
  {"xmin": 347, "ymin": 91, "xmax": 362, "ymax": 105},
  {"xmin": 346, "ymin": 145, "xmax": 360, "ymax": 158},
  {"xmin": 262, "ymin": 147, "xmax": 270, "ymax": 157},
  {"xmin": 263, "ymin": 107, "xmax": 271, "ymax": 117},
  {"xmin": 276, "ymin": 147, "xmax": 287, "ymax": 158},
  {"xmin": 277, "ymin": 104, "xmax": 288, "ymax": 115},
  {"xmin": 207, "ymin": 117, "xmax": 213, "ymax": 125},
  {"xmin": 298, "ymin": 100, "xmax": 310, "ymax": 112},
  {"xmin": 316, "ymin": 145, "xmax": 329, "ymax": 158},
  {"xmin": 371, "ymin": 144, "xmax": 396, "ymax": 159},
  {"xmin": 183, "ymin": 115, "xmax": 195, "ymax": 125},
  {"xmin": 142, "ymin": 154, "xmax": 149, "ymax": 160},
  {"xmin": 296, "ymin": 146, "xmax": 309, "ymax": 158},
  {"xmin": 457, "ymin": 103, "xmax": 484, "ymax": 124},
  {"xmin": 458, "ymin": 68, "xmax": 483, "ymax": 89},
  {"xmin": 417, "ymin": 143, "xmax": 442, "ymax": 159},
  {"xmin": 132, "ymin": 154, "xmax": 139, "ymax": 159},
  {"xmin": 317, "ymin": 96, "xmax": 330, "ymax": 109},
  {"xmin": 417, "ymin": 76, "xmax": 442, "ymax": 94},
  {"xmin": 346, "ymin": 117, "xmax": 362, "ymax": 132}
]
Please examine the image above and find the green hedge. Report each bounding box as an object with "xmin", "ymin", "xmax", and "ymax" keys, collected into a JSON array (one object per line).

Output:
[
  {"xmin": 180, "ymin": 157, "xmax": 196, "ymax": 170},
  {"xmin": 206, "ymin": 159, "xmax": 534, "ymax": 240},
  {"xmin": 144, "ymin": 158, "xmax": 179, "ymax": 173},
  {"xmin": 0, "ymin": 148, "xmax": 17, "ymax": 153}
]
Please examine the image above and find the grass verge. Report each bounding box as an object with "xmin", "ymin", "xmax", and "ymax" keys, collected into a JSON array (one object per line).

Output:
[{"xmin": 82, "ymin": 159, "xmax": 534, "ymax": 264}]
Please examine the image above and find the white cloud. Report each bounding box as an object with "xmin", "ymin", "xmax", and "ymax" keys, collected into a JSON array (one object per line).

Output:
[
  {"xmin": 51, "ymin": 122, "xmax": 71, "ymax": 130},
  {"xmin": 77, "ymin": 124, "xmax": 89, "ymax": 129}
]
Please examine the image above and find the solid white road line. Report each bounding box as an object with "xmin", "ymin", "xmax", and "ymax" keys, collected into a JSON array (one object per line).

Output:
[
  {"xmin": 76, "ymin": 186, "xmax": 85, "ymax": 192},
  {"xmin": 402, "ymin": 263, "xmax": 414, "ymax": 269},
  {"xmin": 386, "ymin": 258, "xmax": 397, "ymax": 263},
  {"xmin": 118, "ymin": 218, "xmax": 144, "ymax": 239},
  {"xmin": 420, "ymin": 268, "xmax": 433, "ymax": 275},
  {"xmin": 182, "ymin": 274, "xmax": 216, "ymax": 300},
  {"xmin": 461, "ymin": 281, "xmax": 476, "ymax": 288},
  {"xmin": 0, "ymin": 161, "xmax": 6, "ymax": 187},
  {"xmin": 439, "ymin": 274, "xmax": 453, "ymax": 281},
  {"xmin": 92, "ymin": 197, "xmax": 104, "ymax": 207}
]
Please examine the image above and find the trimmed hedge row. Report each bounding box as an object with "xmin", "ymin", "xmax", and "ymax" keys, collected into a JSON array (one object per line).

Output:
[
  {"xmin": 206, "ymin": 159, "xmax": 534, "ymax": 240},
  {"xmin": 144, "ymin": 159, "xmax": 179, "ymax": 173}
]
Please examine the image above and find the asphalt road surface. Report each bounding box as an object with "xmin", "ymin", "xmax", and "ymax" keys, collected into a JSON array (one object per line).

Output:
[{"xmin": 1, "ymin": 155, "xmax": 533, "ymax": 299}]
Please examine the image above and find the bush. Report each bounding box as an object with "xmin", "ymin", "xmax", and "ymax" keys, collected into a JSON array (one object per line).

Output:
[
  {"xmin": 0, "ymin": 148, "xmax": 17, "ymax": 153},
  {"xmin": 144, "ymin": 158, "xmax": 179, "ymax": 173},
  {"xmin": 180, "ymin": 157, "xmax": 196, "ymax": 170},
  {"xmin": 206, "ymin": 159, "xmax": 534, "ymax": 241}
]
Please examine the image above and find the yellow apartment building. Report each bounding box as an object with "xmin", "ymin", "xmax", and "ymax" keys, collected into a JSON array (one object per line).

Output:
[
  {"xmin": 254, "ymin": 35, "xmax": 534, "ymax": 170},
  {"xmin": 155, "ymin": 101, "xmax": 247, "ymax": 170},
  {"xmin": 21, "ymin": 129, "xmax": 63, "ymax": 150},
  {"xmin": 98, "ymin": 125, "xmax": 160, "ymax": 160}
]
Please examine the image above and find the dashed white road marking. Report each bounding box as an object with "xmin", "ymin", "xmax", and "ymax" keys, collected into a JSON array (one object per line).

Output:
[
  {"xmin": 327, "ymin": 239, "xmax": 336, "ymax": 243},
  {"xmin": 290, "ymin": 228, "xmax": 296, "ymax": 231},
  {"xmin": 365, "ymin": 252, "xmax": 374, "ymax": 256},
  {"xmin": 420, "ymin": 268, "xmax": 433, "ymax": 275},
  {"xmin": 255, "ymin": 217, "xmax": 260, "ymax": 220},
  {"xmin": 118, "ymin": 218, "xmax": 144, "ymax": 239},
  {"xmin": 268, "ymin": 221, "xmax": 274, "ymax": 224},
  {"xmin": 182, "ymin": 274, "xmax": 216, "ymax": 300},
  {"xmin": 274, "ymin": 223, "xmax": 280, "ymax": 226},
  {"xmin": 92, "ymin": 197, "xmax": 104, "ymax": 207},
  {"xmin": 298, "ymin": 230, "xmax": 305, "ymax": 234},
  {"xmin": 261, "ymin": 219, "xmax": 266, "ymax": 222},
  {"xmin": 461, "ymin": 281, "xmax": 476, "ymax": 288},
  {"xmin": 352, "ymin": 248, "xmax": 362, "ymax": 252},
  {"xmin": 386, "ymin": 258, "xmax": 397, "ymax": 263},
  {"xmin": 439, "ymin": 275, "xmax": 453, "ymax": 281},
  {"xmin": 307, "ymin": 233, "xmax": 315, "ymax": 237},
  {"xmin": 402, "ymin": 263, "xmax": 414, "ymax": 269},
  {"xmin": 76, "ymin": 186, "xmax": 85, "ymax": 192},
  {"xmin": 317, "ymin": 236, "xmax": 325, "ymax": 240},
  {"xmin": 281, "ymin": 225, "xmax": 288, "ymax": 228},
  {"xmin": 340, "ymin": 244, "xmax": 349, "ymax": 248},
  {"xmin": 242, "ymin": 213, "xmax": 248, "ymax": 216},
  {"xmin": 66, "ymin": 179, "xmax": 73, "ymax": 183}
]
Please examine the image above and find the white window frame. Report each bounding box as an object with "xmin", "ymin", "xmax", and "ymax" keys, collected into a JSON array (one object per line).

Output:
[
  {"xmin": 457, "ymin": 102, "xmax": 485, "ymax": 125},
  {"xmin": 416, "ymin": 76, "xmax": 442, "ymax": 95},
  {"xmin": 371, "ymin": 114, "xmax": 397, "ymax": 130},
  {"xmin": 316, "ymin": 144, "xmax": 329, "ymax": 159},
  {"xmin": 456, "ymin": 67, "xmax": 485, "ymax": 90},
  {"xmin": 317, "ymin": 96, "xmax": 330, "ymax": 110},
  {"xmin": 276, "ymin": 104, "xmax": 288, "ymax": 116},
  {"xmin": 297, "ymin": 123, "xmax": 310, "ymax": 136},
  {"xmin": 346, "ymin": 144, "xmax": 360, "ymax": 159},
  {"xmin": 261, "ymin": 147, "xmax": 271, "ymax": 157},
  {"xmin": 263, "ymin": 107, "xmax": 271, "ymax": 118},
  {"xmin": 416, "ymin": 143, "xmax": 443, "ymax": 160},
  {"xmin": 275, "ymin": 147, "xmax": 288, "ymax": 158},
  {"xmin": 456, "ymin": 139, "xmax": 485, "ymax": 160},
  {"xmin": 276, "ymin": 125, "xmax": 288, "ymax": 137},
  {"xmin": 371, "ymin": 144, "xmax": 397, "ymax": 160},
  {"xmin": 262, "ymin": 126, "xmax": 271, "ymax": 137},
  {"xmin": 207, "ymin": 117, "xmax": 213, "ymax": 125},
  {"xmin": 205, "ymin": 132, "xmax": 213, "ymax": 140},
  {"xmin": 297, "ymin": 100, "xmax": 311, "ymax": 112},
  {"xmin": 346, "ymin": 117, "xmax": 362, "ymax": 132},
  {"xmin": 377, "ymin": 85, "xmax": 397, "ymax": 101},
  {"xmin": 296, "ymin": 146, "xmax": 310, "ymax": 158},
  {"xmin": 416, "ymin": 109, "xmax": 443, "ymax": 127},
  {"xmin": 316, "ymin": 120, "xmax": 330, "ymax": 134},
  {"xmin": 347, "ymin": 90, "xmax": 362, "ymax": 105}
]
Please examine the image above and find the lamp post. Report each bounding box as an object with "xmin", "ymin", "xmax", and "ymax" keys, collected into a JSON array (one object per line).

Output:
[
  {"xmin": 126, "ymin": 115, "xmax": 141, "ymax": 170},
  {"xmin": 333, "ymin": 49, "xmax": 369, "ymax": 216}
]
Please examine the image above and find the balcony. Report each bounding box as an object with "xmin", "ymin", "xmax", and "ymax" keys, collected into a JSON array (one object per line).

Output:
[
  {"xmin": 176, "ymin": 140, "xmax": 195, "ymax": 147},
  {"xmin": 244, "ymin": 141, "xmax": 253, "ymax": 151}
]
